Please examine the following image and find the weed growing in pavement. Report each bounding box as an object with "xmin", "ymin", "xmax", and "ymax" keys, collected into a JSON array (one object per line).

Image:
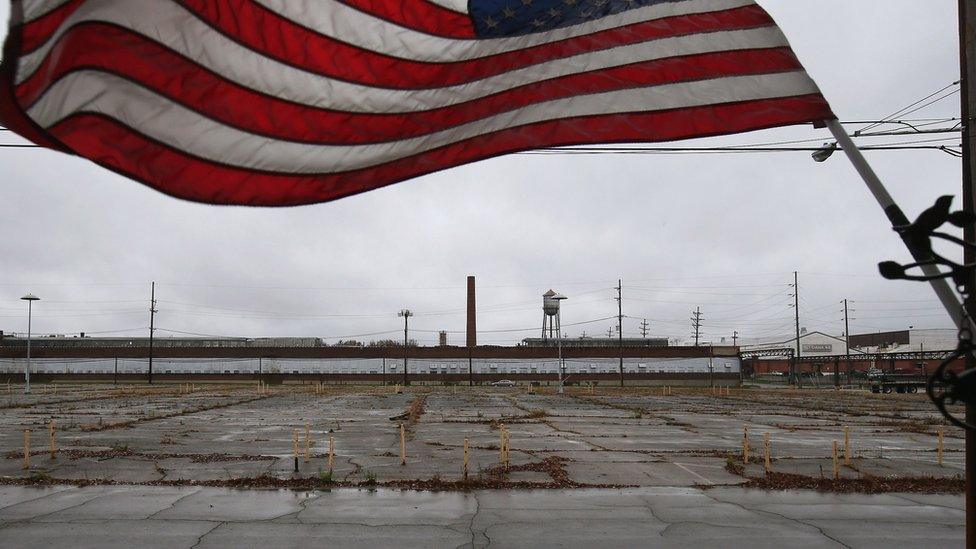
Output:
[{"xmin": 28, "ymin": 469, "xmax": 53, "ymax": 483}]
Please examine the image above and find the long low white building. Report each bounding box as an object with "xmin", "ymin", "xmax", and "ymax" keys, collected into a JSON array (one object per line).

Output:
[{"xmin": 0, "ymin": 356, "xmax": 740, "ymax": 375}]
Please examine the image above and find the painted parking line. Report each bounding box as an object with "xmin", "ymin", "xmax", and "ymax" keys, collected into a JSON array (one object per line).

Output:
[{"xmin": 672, "ymin": 462, "xmax": 713, "ymax": 485}]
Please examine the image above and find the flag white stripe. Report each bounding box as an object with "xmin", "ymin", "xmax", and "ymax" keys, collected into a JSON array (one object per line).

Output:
[
  {"xmin": 21, "ymin": 0, "xmax": 73, "ymax": 24},
  {"xmin": 422, "ymin": 0, "xmax": 469, "ymax": 14},
  {"xmin": 16, "ymin": 0, "xmax": 791, "ymax": 113},
  {"xmin": 19, "ymin": 0, "xmax": 758, "ymax": 78},
  {"xmin": 253, "ymin": 0, "xmax": 757, "ymax": 61},
  {"xmin": 28, "ymin": 70, "xmax": 821, "ymax": 173}
]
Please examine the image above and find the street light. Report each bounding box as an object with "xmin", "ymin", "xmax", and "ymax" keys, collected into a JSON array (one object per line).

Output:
[
  {"xmin": 812, "ymin": 142, "xmax": 837, "ymax": 162},
  {"xmin": 551, "ymin": 293, "xmax": 568, "ymax": 394},
  {"xmin": 398, "ymin": 309, "xmax": 413, "ymax": 386},
  {"xmin": 20, "ymin": 293, "xmax": 40, "ymax": 395}
]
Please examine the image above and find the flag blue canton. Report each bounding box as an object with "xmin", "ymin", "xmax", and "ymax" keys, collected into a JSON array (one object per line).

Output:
[{"xmin": 469, "ymin": 0, "xmax": 683, "ymax": 37}]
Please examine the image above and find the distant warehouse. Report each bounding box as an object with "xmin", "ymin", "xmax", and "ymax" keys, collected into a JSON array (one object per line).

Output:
[
  {"xmin": 521, "ymin": 337, "xmax": 668, "ymax": 348},
  {"xmin": 0, "ymin": 334, "xmax": 323, "ymax": 349}
]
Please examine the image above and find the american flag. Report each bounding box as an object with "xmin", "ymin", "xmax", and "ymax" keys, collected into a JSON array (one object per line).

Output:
[{"xmin": 0, "ymin": 0, "xmax": 834, "ymax": 206}]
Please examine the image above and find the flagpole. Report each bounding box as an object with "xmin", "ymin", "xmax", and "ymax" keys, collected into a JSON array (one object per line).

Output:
[{"xmin": 826, "ymin": 119, "xmax": 969, "ymax": 331}]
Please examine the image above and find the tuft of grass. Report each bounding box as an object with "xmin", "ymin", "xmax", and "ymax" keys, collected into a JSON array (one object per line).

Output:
[
  {"xmin": 725, "ymin": 455, "xmax": 744, "ymax": 476},
  {"xmin": 29, "ymin": 469, "xmax": 53, "ymax": 483},
  {"xmin": 361, "ymin": 470, "xmax": 377, "ymax": 485},
  {"xmin": 318, "ymin": 469, "xmax": 334, "ymax": 483}
]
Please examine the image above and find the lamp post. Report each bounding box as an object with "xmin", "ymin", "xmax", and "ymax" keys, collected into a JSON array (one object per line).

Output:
[
  {"xmin": 550, "ymin": 293, "xmax": 567, "ymax": 394},
  {"xmin": 398, "ymin": 309, "xmax": 413, "ymax": 386},
  {"xmin": 20, "ymin": 294, "xmax": 39, "ymax": 395}
]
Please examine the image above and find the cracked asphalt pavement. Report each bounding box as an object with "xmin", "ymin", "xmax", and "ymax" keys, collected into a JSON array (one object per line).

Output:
[
  {"xmin": 0, "ymin": 484, "xmax": 964, "ymax": 548},
  {"xmin": 0, "ymin": 384, "xmax": 966, "ymax": 546}
]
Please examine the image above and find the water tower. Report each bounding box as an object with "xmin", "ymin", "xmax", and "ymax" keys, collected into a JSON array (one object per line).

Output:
[{"xmin": 542, "ymin": 290, "xmax": 566, "ymax": 340}]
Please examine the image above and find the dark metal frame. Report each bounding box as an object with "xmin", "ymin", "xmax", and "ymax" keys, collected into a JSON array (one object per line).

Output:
[{"xmin": 879, "ymin": 196, "xmax": 976, "ymax": 430}]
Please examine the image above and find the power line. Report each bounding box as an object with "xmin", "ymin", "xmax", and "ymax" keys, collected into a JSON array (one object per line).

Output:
[{"xmin": 858, "ymin": 80, "xmax": 961, "ymax": 134}]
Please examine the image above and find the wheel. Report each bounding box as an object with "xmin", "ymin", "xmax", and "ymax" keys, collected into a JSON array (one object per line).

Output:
[
  {"xmin": 882, "ymin": 386, "xmax": 893, "ymax": 394},
  {"xmin": 908, "ymin": 385, "xmax": 919, "ymax": 394}
]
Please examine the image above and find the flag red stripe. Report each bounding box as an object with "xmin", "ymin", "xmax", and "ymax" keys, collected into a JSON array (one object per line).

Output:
[
  {"xmin": 336, "ymin": 0, "xmax": 476, "ymax": 38},
  {"xmin": 167, "ymin": 0, "xmax": 773, "ymax": 89},
  {"xmin": 48, "ymin": 96, "xmax": 833, "ymax": 206},
  {"xmin": 19, "ymin": 0, "xmax": 86, "ymax": 53},
  {"xmin": 0, "ymin": 12, "xmax": 68, "ymax": 151},
  {"xmin": 16, "ymin": 23, "xmax": 808, "ymax": 145}
]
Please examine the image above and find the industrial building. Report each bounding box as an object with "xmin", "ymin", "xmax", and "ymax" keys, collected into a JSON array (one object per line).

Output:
[
  {"xmin": 521, "ymin": 337, "xmax": 669, "ymax": 348},
  {"xmin": 0, "ymin": 276, "xmax": 740, "ymax": 384}
]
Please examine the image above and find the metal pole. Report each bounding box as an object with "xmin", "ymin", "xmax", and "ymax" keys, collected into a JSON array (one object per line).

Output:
[
  {"xmin": 401, "ymin": 311, "xmax": 410, "ymax": 386},
  {"xmin": 844, "ymin": 299, "xmax": 852, "ymax": 384},
  {"xmin": 708, "ymin": 353, "xmax": 714, "ymax": 388},
  {"xmin": 617, "ymin": 279, "xmax": 624, "ymax": 387},
  {"xmin": 793, "ymin": 271, "xmax": 801, "ymax": 388},
  {"xmin": 557, "ymin": 309, "xmax": 564, "ymax": 394},
  {"xmin": 827, "ymin": 120, "xmax": 968, "ymax": 330},
  {"xmin": 958, "ymin": 2, "xmax": 976, "ymax": 543},
  {"xmin": 24, "ymin": 300, "xmax": 31, "ymax": 395},
  {"xmin": 828, "ymin": 115, "xmax": 973, "ymax": 544},
  {"xmin": 833, "ymin": 356, "xmax": 840, "ymax": 388},
  {"xmin": 147, "ymin": 281, "xmax": 156, "ymax": 385},
  {"xmin": 113, "ymin": 357, "xmax": 117, "ymax": 386}
]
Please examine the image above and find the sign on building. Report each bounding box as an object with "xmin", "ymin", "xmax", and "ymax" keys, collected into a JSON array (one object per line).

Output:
[{"xmin": 802, "ymin": 344, "xmax": 833, "ymax": 353}]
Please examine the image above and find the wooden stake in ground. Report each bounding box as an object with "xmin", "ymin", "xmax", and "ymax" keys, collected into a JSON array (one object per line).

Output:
[
  {"xmin": 400, "ymin": 423, "xmax": 406, "ymax": 465},
  {"xmin": 463, "ymin": 438, "xmax": 470, "ymax": 481},
  {"xmin": 304, "ymin": 423, "xmax": 311, "ymax": 463},
  {"xmin": 763, "ymin": 432, "xmax": 771, "ymax": 473},
  {"xmin": 49, "ymin": 419, "xmax": 56, "ymax": 459},
  {"xmin": 328, "ymin": 435, "xmax": 335, "ymax": 471},
  {"xmin": 843, "ymin": 426, "xmax": 851, "ymax": 466},
  {"xmin": 832, "ymin": 440, "xmax": 840, "ymax": 480},
  {"xmin": 938, "ymin": 426, "xmax": 945, "ymax": 466},
  {"xmin": 23, "ymin": 429, "xmax": 30, "ymax": 470},
  {"xmin": 508, "ymin": 426, "xmax": 513, "ymax": 463},
  {"xmin": 742, "ymin": 426, "xmax": 750, "ymax": 464},
  {"xmin": 499, "ymin": 424, "xmax": 509, "ymax": 466}
]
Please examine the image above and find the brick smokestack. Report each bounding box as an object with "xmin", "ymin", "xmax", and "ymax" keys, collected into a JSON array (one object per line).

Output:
[{"xmin": 466, "ymin": 276, "xmax": 477, "ymax": 347}]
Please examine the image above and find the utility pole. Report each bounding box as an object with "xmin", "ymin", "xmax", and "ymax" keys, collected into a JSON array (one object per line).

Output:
[
  {"xmin": 691, "ymin": 307, "xmax": 703, "ymax": 347},
  {"xmin": 791, "ymin": 271, "xmax": 801, "ymax": 387},
  {"xmin": 398, "ymin": 309, "xmax": 412, "ymax": 386},
  {"xmin": 957, "ymin": 2, "xmax": 975, "ymax": 542},
  {"xmin": 148, "ymin": 281, "xmax": 156, "ymax": 385},
  {"xmin": 607, "ymin": 327, "xmax": 614, "ymax": 338},
  {"xmin": 732, "ymin": 331, "xmax": 738, "ymax": 347},
  {"xmin": 639, "ymin": 319, "xmax": 649, "ymax": 338},
  {"xmin": 616, "ymin": 279, "xmax": 624, "ymax": 387},
  {"xmin": 843, "ymin": 299, "xmax": 852, "ymax": 384}
]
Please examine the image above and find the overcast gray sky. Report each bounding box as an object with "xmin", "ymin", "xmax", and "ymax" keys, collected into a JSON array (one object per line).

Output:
[{"xmin": 0, "ymin": 1, "xmax": 964, "ymax": 346}]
